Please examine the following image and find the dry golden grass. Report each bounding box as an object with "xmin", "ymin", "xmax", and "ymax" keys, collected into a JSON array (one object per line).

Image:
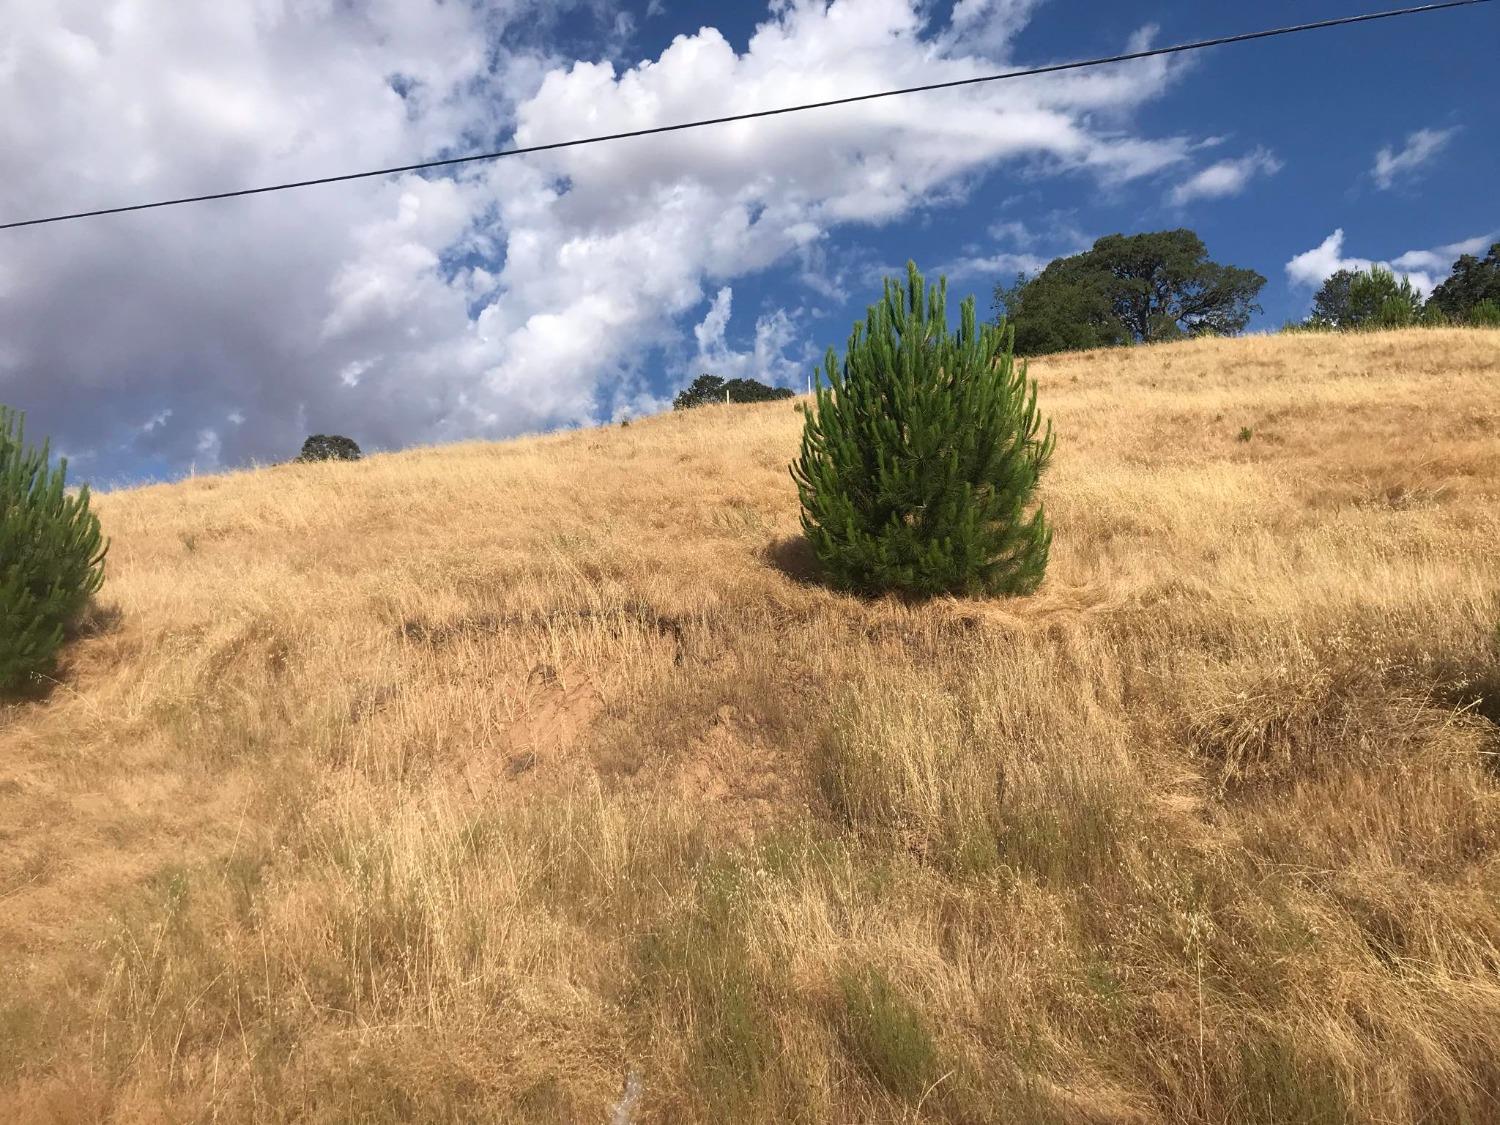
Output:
[{"xmin": 3, "ymin": 327, "xmax": 1499, "ymax": 1123}]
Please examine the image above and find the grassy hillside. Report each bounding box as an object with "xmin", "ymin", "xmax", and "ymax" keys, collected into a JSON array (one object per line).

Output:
[{"xmin": 3, "ymin": 328, "xmax": 1499, "ymax": 1123}]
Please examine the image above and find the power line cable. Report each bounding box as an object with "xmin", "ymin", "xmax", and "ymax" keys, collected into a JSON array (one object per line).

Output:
[{"xmin": 1, "ymin": 0, "xmax": 1492, "ymax": 232}]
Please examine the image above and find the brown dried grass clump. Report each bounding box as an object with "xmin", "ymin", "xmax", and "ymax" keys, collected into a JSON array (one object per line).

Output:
[{"xmin": 3, "ymin": 328, "xmax": 1499, "ymax": 1123}]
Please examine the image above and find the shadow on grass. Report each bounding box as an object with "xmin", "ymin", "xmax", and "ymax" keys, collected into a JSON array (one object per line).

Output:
[
  {"xmin": 2, "ymin": 599, "xmax": 123, "ymax": 706},
  {"xmin": 65, "ymin": 599, "xmax": 124, "ymax": 641},
  {"xmin": 762, "ymin": 534, "xmax": 824, "ymax": 587}
]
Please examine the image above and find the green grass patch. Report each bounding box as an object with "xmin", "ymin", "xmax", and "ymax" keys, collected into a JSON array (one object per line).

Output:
[{"xmin": 837, "ymin": 966, "xmax": 942, "ymax": 1102}]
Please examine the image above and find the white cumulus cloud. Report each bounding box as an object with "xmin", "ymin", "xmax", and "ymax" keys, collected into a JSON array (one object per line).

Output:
[
  {"xmin": 1284, "ymin": 228, "xmax": 1496, "ymax": 298},
  {"xmin": 1372, "ymin": 127, "xmax": 1459, "ymax": 190},
  {"xmin": 1, "ymin": 0, "xmax": 1200, "ymax": 482},
  {"xmin": 687, "ymin": 288, "xmax": 811, "ymax": 395},
  {"xmin": 1169, "ymin": 147, "xmax": 1282, "ymax": 206}
]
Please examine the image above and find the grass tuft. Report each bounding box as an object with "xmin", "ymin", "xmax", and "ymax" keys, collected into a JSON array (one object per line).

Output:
[{"xmin": 837, "ymin": 967, "xmax": 942, "ymax": 1103}]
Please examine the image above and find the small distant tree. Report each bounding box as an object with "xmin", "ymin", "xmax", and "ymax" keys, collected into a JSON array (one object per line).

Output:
[
  {"xmin": 1428, "ymin": 243, "xmax": 1500, "ymax": 322},
  {"xmin": 673, "ymin": 374, "xmax": 793, "ymax": 410},
  {"xmin": 793, "ymin": 262, "xmax": 1054, "ymax": 599},
  {"xmin": 1, "ymin": 406, "xmax": 108, "ymax": 692},
  {"xmin": 296, "ymin": 434, "xmax": 362, "ymax": 462}
]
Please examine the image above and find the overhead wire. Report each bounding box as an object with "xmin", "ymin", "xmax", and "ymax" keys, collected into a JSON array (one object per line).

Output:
[{"xmin": 0, "ymin": 0, "xmax": 1492, "ymax": 232}]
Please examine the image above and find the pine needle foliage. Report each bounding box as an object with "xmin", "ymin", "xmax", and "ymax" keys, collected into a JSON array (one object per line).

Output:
[
  {"xmin": 1, "ymin": 406, "xmax": 108, "ymax": 692},
  {"xmin": 792, "ymin": 262, "xmax": 1055, "ymax": 598}
]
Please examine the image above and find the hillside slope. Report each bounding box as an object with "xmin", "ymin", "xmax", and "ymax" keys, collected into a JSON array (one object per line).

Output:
[{"xmin": 3, "ymin": 329, "xmax": 1500, "ymax": 1123}]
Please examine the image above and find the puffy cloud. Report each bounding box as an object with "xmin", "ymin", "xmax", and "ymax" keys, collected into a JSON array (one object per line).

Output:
[
  {"xmin": 1372, "ymin": 127, "xmax": 1458, "ymax": 190},
  {"xmin": 1, "ymin": 0, "xmax": 1197, "ymax": 483},
  {"xmin": 421, "ymin": 2, "xmax": 1195, "ymax": 418},
  {"xmin": 945, "ymin": 0, "xmax": 1045, "ymax": 58},
  {"xmin": 1388, "ymin": 236, "xmax": 1496, "ymax": 275},
  {"xmin": 1169, "ymin": 147, "xmax": 1282, "ymax": 206},
  {"xmin": 686, "ymin": 288, "xmax": 811, "ymax": 395},
  {"xmin": 0, "ymin": 0, "xmax": 603, "ymax": 477},
  {"xmin": 1284, "ymin": 229, "xmax": 1496, "ymax": 298},
  {"xmin": 987, "ymin": 220, "xmax": 1035, "ymax": 245}
]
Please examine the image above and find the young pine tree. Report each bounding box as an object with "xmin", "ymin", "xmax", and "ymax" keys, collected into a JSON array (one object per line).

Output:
[
  {"xmin": 791, "ymin": 262, "xmax": 1055, "ymax": 598},
  {"xmin": 1, "ymin": 406, "xmax": 108, "ymax": 692}
]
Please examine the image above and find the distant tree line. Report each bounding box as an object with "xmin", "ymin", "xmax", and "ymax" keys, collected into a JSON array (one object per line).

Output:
[
  {"xmin": 673, "ymin": 374, "xmax": 795, "ymax": 410},
  {"xmin": 1298, "ymin": 244, "xmax": 1500, "ymax": 331},
  {"xmin": 992, "ymin": 230, "xmax": 1499, "ymax": 354}
]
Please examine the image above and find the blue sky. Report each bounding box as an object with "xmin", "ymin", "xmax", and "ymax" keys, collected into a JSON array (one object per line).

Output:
[
  {"xmin": 1, "ymin": 0, "xmax": 1495, "ymax": 487},
  {"xmin": 708, "ymin": 0, "xmax": 1497, "ymax": 330}
]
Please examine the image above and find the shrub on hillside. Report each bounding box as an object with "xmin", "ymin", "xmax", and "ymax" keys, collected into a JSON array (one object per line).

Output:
[
  {"xmin": 1467, "ymin": 299, "xmax": 1500, "ymax": 327},
  {"xmin": 1354, "ymin": 266, "xmax": 1424, "ymax": 328},
  {"xmin": 1310, "ymin": 266, "xmax": 1423, "ymax": 329},
  {"xmin": 837, "ymin": 967, "xmax": 942, "ymax": 1102},
  {"xmin": 1417, "ymin": 301, "xmax": 1452, "ymax": 327},
  {"xmin": 1, "ymin": 406, "xmax": 108, "ymax": 693},
  {"xmin": 793, "ymin": 261, "xmax": 1055, "ymax": 598},
  {"xmin": 296, "ymin": 434, "xmax": 362, "ymax": 462},
  {"xmin": 673, "ymin": 374, "xmax": 795, "ymax": 410}
]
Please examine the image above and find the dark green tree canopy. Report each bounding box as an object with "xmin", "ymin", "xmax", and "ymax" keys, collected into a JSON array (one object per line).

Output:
[
  {"xmin": 995, "ymin": 229, "xmax": 1266, "ymax": 355},
  {"xmin": 297, "ymin": 434, "xmax": 362, "ymax": 462},
  {"xmin": 1309, "ymin": 269, "xmax": 1358, "ymax": 328},
  {"xmin": 673, "ymin": 374, "xmax": 794, "ymax": 410},
  {"xmin": 723, "ymin": 378, "xmax": 795, "ymax": 404},
  {"xmin": 793, "ymin": 262, "xmax": 1054, "ymax": 599},
  {"xmin": 994, "ymin": 262, "xmax": 1126, "ymax": 357},
  {"xmin": 674, "ymin": 374, "xmax": 725, "ymax": 409},
  {"xmin": 1428, "ymin": 243, "xmax": 1500, "ymax": 320}
]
